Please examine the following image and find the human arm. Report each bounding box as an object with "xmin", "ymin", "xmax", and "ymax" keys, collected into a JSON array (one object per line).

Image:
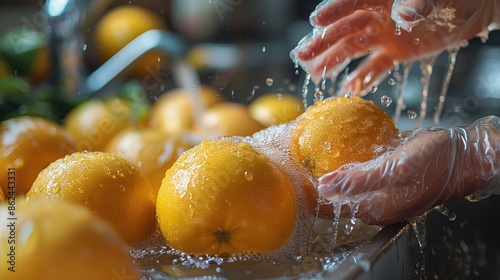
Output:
[
  {"xmin": 292, "ymin": 0, "xmax": 500, "ymax": 95},
  {"xmin": 317, "ymin": 115, "xmax": 500, "ymax": 225}
]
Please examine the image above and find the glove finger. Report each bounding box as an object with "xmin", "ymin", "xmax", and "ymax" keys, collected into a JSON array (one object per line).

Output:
[{"xmin": 339, "ymin": 50, "xmax": 396, "ymax": 96}]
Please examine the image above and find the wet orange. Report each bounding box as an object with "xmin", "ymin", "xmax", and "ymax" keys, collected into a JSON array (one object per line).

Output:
[
  {"xmin": 105, "ymin": 128, "xmax": 191, "ymax": 192},
  {"xmin": 289, "ymin": 96, "xmax": 398, "ymax": 178},
  {"xmin": 248, "ymin": 93, "xmax": 305, "ymax": 127},
  {"xmin": 0, "ymin": 116, "xmax": 77, "ymax": 196},
  {"xmin": 156, "ymin": 138, "xmax": 297, "ymax": 255},
  {"xmin": 0, "ymin": 199, "xmax": 140, "ymax": 280},
  {"xmin": 194, "ymin": 102, "xmax": 265, "ymax": 138},
  {"xmin": 94, "ymin": 5, "xmax": 168, "ymax": 78},
  {"xmin": 26, "ymin": 151, "xmax": 157, "ymax": 244},
  {"xmin": 64, "ymin": 97, "xmax": 131, "ymax": 151},
  {"xmin": 148, "ymin": 87, "xmax": 224, "ymax": 136}
]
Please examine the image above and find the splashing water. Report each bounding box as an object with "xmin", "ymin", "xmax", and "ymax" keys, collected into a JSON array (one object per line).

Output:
[
  {"xmin": 415, "ymin": 56, "xmax": 437, "ymax": 128},
  {"xmin": 381, "ymin": 95, "xmax": 393, "ymax": 107},
  {"xmin": 387, "ymin": 78, "xmax": 396, "ymax": 86},
  {"xmin": 369, "ymin": 85, "xmax": 378, "ymax": 93},
  {"xmin": 393, "ymin": 62, "xmax": 413, "ymax": 124},
  {"xmin": 302, "ymin": 73, "xmax": 312, "ymax": 108},
  {"xmin": 434, "ymin": 46, "xmax": 461, "ymax": 125},
  {"xmin": 434, "ymin": 205, "xmax": 457, "ymax": 221},
  {"xmin": 394, "ymin": 26, "xmax": 402, "ymax": 36},
  {"xmin": 266, "ymin": 77, "xmax": 274, "ymax": 86},
  {"xmin": 314, "ymin": 90, "xmax": 324, "ymax": 101},
  {"xmin": 410, "ymin": 215, "xmax": 427, "ymax": 249},
  {"xmin": 407, "ymin": 109, "xmax": 418, "ymax": 119}
]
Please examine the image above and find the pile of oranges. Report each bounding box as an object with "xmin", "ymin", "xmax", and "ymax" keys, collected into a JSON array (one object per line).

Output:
[{"xmin": 0, "ymin": 83, "xmax": 398, "ymax": 278}]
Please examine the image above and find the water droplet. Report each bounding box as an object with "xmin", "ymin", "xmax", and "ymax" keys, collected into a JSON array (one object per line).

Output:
[
  {"xmin": 82, "ymin": 150, "xmax": 88, "ymax": 154},
  {"xmin": 314, "ymin": 91, "xmax": 324, "ymax": 101},
  {"xmin": 262, "ymin": 46, "xmax": 266, "ymax": 53},
  {"xmin": 394, "ymin": 27, "xmax": 402, "ymax": 36},
  {"xmin": 324, "ymin": 142, "xmax": 332, "ymax": 154},
  {"xmin": 369, "ymin": 85, "xmax": 378, "ymax": 93},
  {"xmin": 381, "ymin": 95, "xmax": 393, "ymax": 107},
  {"xmin": 14, "ymin": 158, "xmax": 24, "ymax": 168},
  {"xmin": 413, "ymin": 38, "xmax": 420, "ymax": 45},
  {"xmin": 387, "ymin": 78, "xmax": 396, "ymax": 86},
  {"xmin": 244, "ymin": 171, "xmax": 253, "ymax": 181},
  {"xmin": 50, "ymin": 183, "xmax": 60, "ymax": 195},
  {"xmin": 82, "ymin": 44, "xmax": 87, "ymax": 51},
  {"xmin": 265, "ymin": 78, "xmax": 274, "ymax": 86},
  {"xmin": 295, "ymin": 69, "xmax": 299, "ymax": 75},
  {"xmin": 116, "ymin": 170, "xmax": 125, "ymax": 177},
  {"xmin": 407, "ymin": 109, "xmax": 417, "ymax": 119}
]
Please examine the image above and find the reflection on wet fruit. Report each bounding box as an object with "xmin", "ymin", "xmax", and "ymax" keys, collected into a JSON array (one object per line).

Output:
[
  {"xmin": 26, "ymin": 151, "xmax": 157, "ymax": 244},
  {"xmin": 94, "ymin": 5, "xmax": 168, "ymax": 78},
  {"xmin": 0, "ymin": 116, "xmax": 77, "ymax": 196},
  {"xmin": 194, "ymin": 102, "xmax": 265, "ymax": 138},
  {"xmin": 248, "ymin": 93, "xmax": 304, "ymax": 127},
  {"xmin": 148, "ymin": 87, "xmax": 223, "ymax": 136},
  {"xmin": 64, "ymin": 97, "xmax": 132, "ymax": 151},
  {"xmin": 289, "ymin": 96, "xmax": 399, "ymax": 178},
  {"xmin": 156, "ymin": 137, "xmax": 297, "ymax": 255},
  {"xmin": 0, "ymin": 199, "xmax": 140, "ymax": 280},
  {"xmin": 105, "ymin": 128, "xmax": 192, "ymax": 192}
]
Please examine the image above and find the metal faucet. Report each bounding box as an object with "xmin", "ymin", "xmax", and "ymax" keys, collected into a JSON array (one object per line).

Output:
[
  {"xmin": 43, "ymin": 0, "xmax": 191, "ymax": 97},
  {"xmin": 44, "ymin": 0, "xmax": 90, "ymax": 97}
]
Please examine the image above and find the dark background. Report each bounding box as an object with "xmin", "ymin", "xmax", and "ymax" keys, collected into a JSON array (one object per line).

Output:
[{"xmin": 1, "ymin": 0, "xmax": 499, "ymax": 130}]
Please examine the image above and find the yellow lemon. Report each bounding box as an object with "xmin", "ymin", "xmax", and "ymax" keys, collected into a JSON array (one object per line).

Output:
[
  {"xmin": 64, "ymin": 97, "xmax": 132, "ymax": 151},
  {"xmin": 249, "ymin": 93, "xmax": 305, "ymax": 127},
  {"xmin": 156, "ymin": 138, "xmax": 297, "ymax": 255},
  {"xmin": 148, "ymin": 86, "xmax": 224, "ymax": 136},
  {"xmin": 26, "ymin": 151, "xmax": 156, "ymax": 243},
  {"xmin": 0, "ymin": 199, "xmax": 140, "ymax": 280},
  {"xmin": 289, "ymin": 96, "xmax": 399, "ymax": 178},
  {"xmin": 0, "ymin": 116, "xmax": 77, "ymax": 196},
  {"xmin": 94, "ymin": 5, "xmax": 168, "ymax": 78},
  {"xmin": 105, "ymin": 128, "xmax": 191, "ymax": 192}
]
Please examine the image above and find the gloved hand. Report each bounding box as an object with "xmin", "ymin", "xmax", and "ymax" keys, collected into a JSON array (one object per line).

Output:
[
  {"xmin": 292, "ymin": 0, "xmax": 500, "ymax": 94},
  {"xmin": 317, "ymin": 115, "xmax": 500, "ymax": 226}
]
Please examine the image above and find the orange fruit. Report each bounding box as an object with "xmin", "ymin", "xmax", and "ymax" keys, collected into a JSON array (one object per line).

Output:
[
  {"xmin": 0, "ymin": 116, "xmax": 77, "ymax": 196},
  {"xmin": 64, "ymin": 97, "xmax": 132, "ymax": 151},
  {"xmin": 194, "ymin": 102, "xmax": 265, "ymax": 138},
  {"xmin": 26, "ymin": 151, "xmax": 157, "ymax": 244},
  {"xmin": 148, "ymin": 87, "xmax": 224, "ymax": 136},
  {"xmin": 156, "ymin": 137, "xmax": 297, "ymax": 255},
  {"xmin": 289, "ymin": 96, "xmax": 399, "ymax": 178},
  {"xmin": 0, "ymin": 199, "xmax": 140, "ymax": 280},
  {"xmin": 248, "ymin": 93, "xmax": 305, "ymax": 127},
  {"xmin": 0, "ymin": 56, "xmax": 12, "ymax": 77},
  {"xmin": 105, "ymin": 128, "xmax": 191, "ymax": 192},
  {"xmin": 94, "ymin": 5, "xmax": 168, "ymax": 78}
]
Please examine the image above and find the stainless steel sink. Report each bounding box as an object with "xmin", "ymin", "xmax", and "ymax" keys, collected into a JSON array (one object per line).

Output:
[
  {"xmin": 137, "ymin": 195, "xmax": 500, "ymax": 279},
  {"xmin": 326, "ymin": 195, "xmax": 500, "ymax": 280}
]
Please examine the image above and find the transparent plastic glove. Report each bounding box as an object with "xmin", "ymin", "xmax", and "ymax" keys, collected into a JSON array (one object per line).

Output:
[
  {"xmin": 292, "ymin": 0, "xmax": 500, "ymax": 94},
  {"xmin": 317, "ymin": 115, "xmax": 500, "ymax": 226}
]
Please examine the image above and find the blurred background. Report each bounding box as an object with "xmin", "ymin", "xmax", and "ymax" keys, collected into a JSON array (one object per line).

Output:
[{"xmin": 0, "ymin": 0, "xmax": 499, "ymax": 130}]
